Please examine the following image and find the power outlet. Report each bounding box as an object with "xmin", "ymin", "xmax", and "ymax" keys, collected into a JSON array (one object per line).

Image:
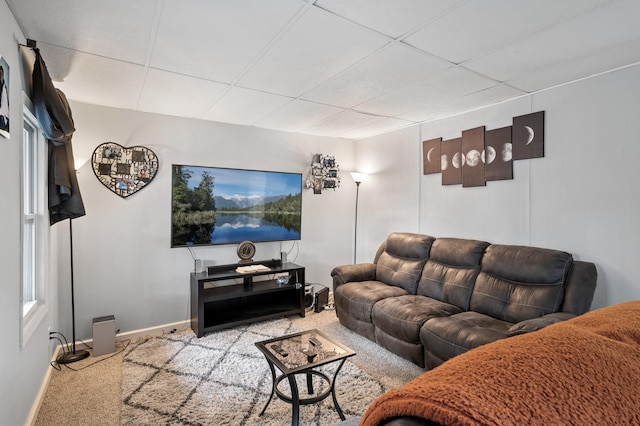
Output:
[{"xmin": 48, "ymin": 327, "xmax": 54, "ymax": 349}]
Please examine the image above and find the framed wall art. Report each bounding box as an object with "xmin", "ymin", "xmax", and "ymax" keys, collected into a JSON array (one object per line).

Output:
[
  {"xmin": 485, "ymin": 126, "xmax": 513, "ymax": 181},
  {"xmin": 462, "ymin": 126, "xmax": 486, "ymax": 187},
  {"xmin": 422, "ymin": 138, "xmax": 442, "ymax": 175},
  {"xmin": 0, "ymin": 56, "xmax": 10, "ymax": 139},
  {"xmin": 513, "ymin": 111, "xmax": 544, "ymax": 160},
  {"xmin": 441, "ymin": 137, "xmax": 462, "ymax": 186},
  {"xmin": 91, "ymin": 142, "xmax": 158, "ymax": 198}
]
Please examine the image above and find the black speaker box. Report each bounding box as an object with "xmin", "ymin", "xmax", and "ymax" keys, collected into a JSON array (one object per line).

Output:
[
  {"xmin": 304, "ymin": 284, "xmax": 315, "ymax": 310},
  {"xmin": 314, "ymin": 287, "xmax": 329, "ymax": 313}
]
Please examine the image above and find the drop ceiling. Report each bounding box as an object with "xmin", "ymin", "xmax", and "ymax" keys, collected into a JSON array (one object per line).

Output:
[{"xmin": 8, "ymin": 0, "xmax": 640, "ymax": 140}]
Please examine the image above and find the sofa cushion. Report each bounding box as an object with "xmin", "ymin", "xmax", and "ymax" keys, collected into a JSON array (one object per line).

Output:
[
  {"xmin": 334, "ymin": 281, "xmax": 409, "ymax": 324},
  {"xmin": 420, "ymin": 311, "xmax": 513, "ymax": 362},
  {"xmin": 376, "ymin": 233, "xmax": 435, "ymax": 293},
  {"xmin": 470, "ymin": 244, "xmax": 573, "ymax": 323},
  {"xmin": 417, "ymin": 238, "xmax": 489, "ymax": 310},
  {"xmin": 373, "ymin": 295, "xmax": 463, "ymax": 344},
  {"xmin": 506, "ymin": 312, "xmax": 576, "ymax": 336}
]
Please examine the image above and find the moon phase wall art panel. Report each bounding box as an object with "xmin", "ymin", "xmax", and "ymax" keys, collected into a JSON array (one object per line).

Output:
[
  {"xmin": 441, "ymin": 137, "xmax": 462, "ymax": 185},
  {"xmin": 462, "ymin": 126, "xmax": 486, "ymax": 187},
  {"xmin": 513, "ymin": 111, "xmax": 544, "ymax": 160},
  {"xmin": 423, "ymin": 138, "xmax": 442, "ymax": 175},
  {"xmin": 420, "ymin": 110, "xmax": 544, "ymax": 188},
  {"xmin": 485, "ymin": 126, "xmax": 513, "ymax": 181}
]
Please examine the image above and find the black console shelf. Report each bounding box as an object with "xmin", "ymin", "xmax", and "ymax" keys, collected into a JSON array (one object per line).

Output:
[{"xmin": 190, "ymin": 261, "xmax": 305, "ymax": 337}]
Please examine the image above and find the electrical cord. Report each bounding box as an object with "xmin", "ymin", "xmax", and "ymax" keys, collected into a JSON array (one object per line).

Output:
[
  {"xmin": 289, "ymin": 241, "xmax": 300, "ymax": 263},
  {"xmin": 54, "ymin": 339, "xmax": 132, "ymax": 372},
  {"xmin": 48, "ymin": 336, "xmax": 67, "ymax": 371},
  {"xmin": 48, "ymin": 329, "xmax": 132, "ymax": 371}
]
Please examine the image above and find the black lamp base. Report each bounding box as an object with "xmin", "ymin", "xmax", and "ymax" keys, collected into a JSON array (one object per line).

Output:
[{"xmin": 57, "ymin": 349, "xmax": 90, "ymax": 365}]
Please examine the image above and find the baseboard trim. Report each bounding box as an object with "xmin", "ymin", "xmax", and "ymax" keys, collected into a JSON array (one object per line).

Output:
[
  {"xmin": 116, "ymin": 320, "xmax": 191, "ymax": 342},
  {"xmin": 26, "ymin": 345, "xmax": 61, "ymax": 426},
  {"xmin": 59, "ymin": 320, "xmax": 192, "ymax": 351}
]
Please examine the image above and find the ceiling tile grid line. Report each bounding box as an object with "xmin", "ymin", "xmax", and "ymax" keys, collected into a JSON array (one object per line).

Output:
[
  {"xmin": 7, "ymin": 0, "xmax": 640, "ymax": 140},
  {"xmin": 197, "ymin": 0, "xmax": 314, "ymax": 120},
  {"xmin": 134, "ymin": 0, "xmax": 168, "ymax": 112},
  {"xmin": 404, "ymin": 0, "xmax": 617, "ymax": 66},
  {"xmin": 314, "ymin": 0, "xmax": 471, "ymax": 42}
]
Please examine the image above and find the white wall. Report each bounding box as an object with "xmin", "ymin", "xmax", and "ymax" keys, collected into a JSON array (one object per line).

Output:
[
  {"xmin": 354, "ymin": 125, "xmax": 422, "ymax": 262},
  {"xmin": 0, "ymin": 2, "xmax": 57, "ymax": 425},
  {"xmin": 356, "ymin": 65, "xmax": 640, "ymax": 310},
  {"xmin": 58, "ymin": 102, "xmax": 356, "ymax": 340}
]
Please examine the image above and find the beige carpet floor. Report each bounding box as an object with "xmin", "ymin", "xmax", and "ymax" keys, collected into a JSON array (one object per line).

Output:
[{"xmin": 34, "ymin": 310, "xmax": 425, "ymax": 425}]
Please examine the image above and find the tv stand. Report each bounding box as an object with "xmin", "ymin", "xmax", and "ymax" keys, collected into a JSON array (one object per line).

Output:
[{"xmin": 190, "ymin": 261, "xmax": 305, "ymax": 337}]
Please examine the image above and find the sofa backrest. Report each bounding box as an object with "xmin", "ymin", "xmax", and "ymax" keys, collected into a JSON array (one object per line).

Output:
[
  {"xmin": 471, "ymin": 244, "xmax": 573, "ymax": 323},
  {"xmin": 375, "ymin": 232, "xmax": 435, "ymax": 293},
  {"xmin": 417, "ymin": 238, "xmax": 489, "ymax": 310},
  {"xmin": 561, "ymin": 260, "xmax": 597, "ymax": 315}
]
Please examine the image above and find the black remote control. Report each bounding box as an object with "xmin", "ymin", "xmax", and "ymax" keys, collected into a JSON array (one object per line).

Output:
[
  {"xmin": 309, "ymin": 337, "xmax": 322, "ymax": 347},
  {"xmin": 301, "ymin": 348, "xmax": 317, "ymax": 362},
  {"xmin": 271, "ymin": 344, "xmax": 288, "ymax": 357}
]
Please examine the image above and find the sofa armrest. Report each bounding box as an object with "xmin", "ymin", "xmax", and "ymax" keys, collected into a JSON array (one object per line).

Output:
[
  {"xmin": 331, "ymin": 263, "xmax": 377, "ymax": 292},
  {"xmin": 506, "ymin": 312, "xmax": 576, "ymax": 336}
]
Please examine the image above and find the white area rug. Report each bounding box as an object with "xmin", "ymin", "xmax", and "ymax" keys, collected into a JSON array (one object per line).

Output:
[{"xmin": 121, "ymin": 318, "xmax": 387, "ymax": 425}]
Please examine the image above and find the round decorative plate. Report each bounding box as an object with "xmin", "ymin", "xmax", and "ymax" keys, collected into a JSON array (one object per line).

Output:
[{"xmin": 237, "ymin": 241, "xmax": 256, "ymax": 262}]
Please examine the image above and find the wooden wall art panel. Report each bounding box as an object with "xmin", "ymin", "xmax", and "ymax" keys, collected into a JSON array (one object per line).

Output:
[
  {"xmin": 441, "ymin": 137, "xmax": 462, "ymax": 186},
  {"xmin": 462, "ymin": 126, "xmax": 486, "ymax": 188},
  {"xmin": 423, "ymin": 138, "xmax": 442, "ymax": 175},
  {"xmin": 513, "ymin": 111, "xmax": 544, "ymax": 160},
  {"xmin": 485, "ymin": 126, "xmax": 513, "ymax": 181}
]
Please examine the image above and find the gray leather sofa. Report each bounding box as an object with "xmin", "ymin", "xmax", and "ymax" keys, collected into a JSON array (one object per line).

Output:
[{"xmin": 331, "ymin": 232, "xmax": 597, "ymax": 368}]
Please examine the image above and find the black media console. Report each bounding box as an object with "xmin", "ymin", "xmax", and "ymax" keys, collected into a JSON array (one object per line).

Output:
[{"xmin": 190, "ymin": 260, "xmax": 305, "ymax": 337}]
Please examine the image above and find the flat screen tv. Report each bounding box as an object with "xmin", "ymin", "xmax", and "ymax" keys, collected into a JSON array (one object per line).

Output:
[{"xmin": 171, "ymin": 164, "xmax": 302, "ymax": 247}]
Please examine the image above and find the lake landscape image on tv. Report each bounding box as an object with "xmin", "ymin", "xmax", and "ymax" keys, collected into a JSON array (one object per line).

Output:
[{"xmin": 171, "ymin": 165, "xmax": 302, "ymax": 247}]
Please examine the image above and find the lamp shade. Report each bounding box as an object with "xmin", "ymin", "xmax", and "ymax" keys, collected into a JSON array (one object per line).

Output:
[{"xmin": 351, "ymin": 172, "xmax": 367, "ymax": 184}]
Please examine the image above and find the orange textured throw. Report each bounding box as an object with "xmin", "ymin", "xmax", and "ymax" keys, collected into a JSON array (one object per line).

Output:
[{"xmin": 360, "ymin": 300, "xmax": 640, "ymax": 426}]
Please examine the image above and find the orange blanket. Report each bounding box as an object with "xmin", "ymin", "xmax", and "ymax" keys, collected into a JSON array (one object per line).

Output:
[{"xmin": 360, "ymin": 300, "xmax": 640, "ymax": 426}]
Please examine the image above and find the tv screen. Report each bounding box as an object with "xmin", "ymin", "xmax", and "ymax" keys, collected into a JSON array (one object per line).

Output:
[{"xmin": 171, "ymin": 164, "xmax": 302, "ymax": 247}]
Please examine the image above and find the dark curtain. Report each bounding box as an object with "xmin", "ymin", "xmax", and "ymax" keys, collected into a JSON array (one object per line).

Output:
[{"xmin": 32, "ymin": 48, "xmax": 86, "ymax": 224}]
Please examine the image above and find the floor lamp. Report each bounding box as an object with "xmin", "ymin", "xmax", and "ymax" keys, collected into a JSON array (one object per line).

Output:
[
  {"xmin": 351, "ymin": 173, "xmax": 367, "ymax": 264},
  {"xmin": 57, "ymin": 219, "xmax": 90, "ymax": 364}
]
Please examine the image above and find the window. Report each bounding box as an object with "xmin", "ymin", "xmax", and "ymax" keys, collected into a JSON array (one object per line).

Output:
[{"xmin": 21, "ymin": 105, "xmax": 47, "ymax": 346}]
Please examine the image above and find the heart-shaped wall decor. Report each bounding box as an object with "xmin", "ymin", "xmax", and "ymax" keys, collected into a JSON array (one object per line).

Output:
[{"xmin": 91, "ymin": 142, "xmax": 159, "ymax": 198}]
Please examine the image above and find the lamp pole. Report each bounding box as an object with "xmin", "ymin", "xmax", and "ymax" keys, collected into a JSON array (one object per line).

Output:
[
  {"xmin": 354, "ymin": 181, "xmax": 361, "ymax": 264},
  {"xmin": 351, "ymin": 172, "xmax": 366, "ymax": 264},
  {"xmin": 57, "ymin": 219, "xmax": 90, "ymax": 364}
]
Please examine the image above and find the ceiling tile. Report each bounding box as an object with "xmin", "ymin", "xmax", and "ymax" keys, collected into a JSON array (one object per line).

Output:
[
  {"xmin": 301, "ymin": 43, "xmax": 451, "ymax": 108},
  {"xmin": 238, "ymin": 7, "xmax": 390, "ymax": 97},
  {"xmin": 464, "ymin": 0, "xmax": 640, "ymax": 82},
  {"xmin": 435, "ymin": 84, "xmax": 527, "ymax": 119},
  {"xmin": 150, "ymin": 0, "xmax": 303, "ymax": 83},
  {"xmin": 255, "ymin": 99, "xmax": 344, "ymax": 133},
  {"xmin": 42, "ymin": 45, "xmax": 146, "ymax": 110},
  {"xmin": 8, "ymin": 0, "xmax": 157, "ymax": 64},
  {"xmin": 356, "ymin": 67, "xmax": 499, "ymax": 119},
  {"xmin": 508, "ymin": 38, "xmax": 640, "ymax": 92},
  {"xmin": 315, "ymin": 0, "xmax": 465, "ymax": 38},
  {"xmin": 137, "ymin": 69, "xmax": 229, "ymax": 119},
  {"xmin": 302, "ymin": 110, "xmax": 385, "ymax": 137},
  {"xmin": 405, "ymin": 0, "xmax": 613, "ymax": 63},
  {"xmin": 338, "ymin": 117, "xmax": 416, "ymax": 140},
  {"xmin": 202, "ymin": 87, "xmax": 293, "ymax": 126}
]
